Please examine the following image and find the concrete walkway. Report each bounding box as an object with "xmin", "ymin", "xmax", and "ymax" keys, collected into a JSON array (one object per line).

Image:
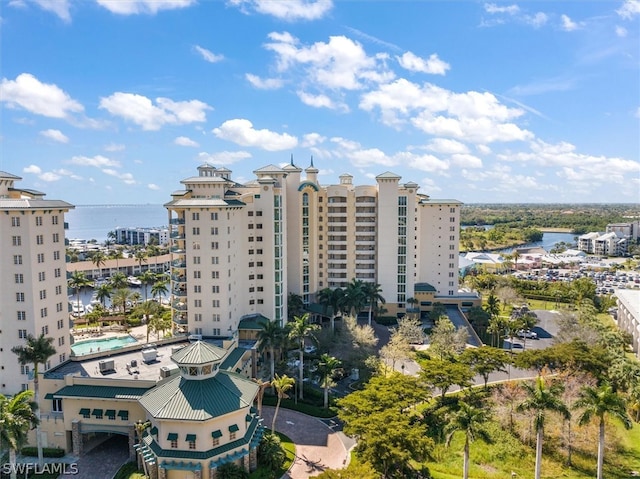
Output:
[
  {"xmin": 59, "ymin": 435, "xmax": 129, "ymax": 479},
  {"xmin": 260, "ymin": 406, "xmax": 354, "ymax": 479}
]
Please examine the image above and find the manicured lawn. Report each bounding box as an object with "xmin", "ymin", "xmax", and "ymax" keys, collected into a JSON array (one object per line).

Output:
[
  {"xmin": 111, "ymin": 462, "xmax": 146, "ymax": 479},
  {"xmin": 249, "ymin": 431, "xmax": 295, "ymax": 479}
]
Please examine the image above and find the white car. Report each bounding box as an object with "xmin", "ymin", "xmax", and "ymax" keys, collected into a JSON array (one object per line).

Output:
[{"xmin": 517, "ymin": 329, "xmax": 538, "ymax": 340}]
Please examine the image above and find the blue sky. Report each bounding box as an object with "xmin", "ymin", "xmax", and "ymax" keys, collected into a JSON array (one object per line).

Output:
[{"xmin": 1, "ymin": 0, "xmax": 639, "ymax": 205}]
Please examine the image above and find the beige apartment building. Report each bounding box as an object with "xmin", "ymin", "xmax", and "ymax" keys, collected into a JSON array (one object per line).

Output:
[
  {"xmin": 0, "ymin": 171, "xmax": 74, "ymax": 395},
  {"xmin": 165, "ymin": 161, "xmax": 473, "ymax": 338}
]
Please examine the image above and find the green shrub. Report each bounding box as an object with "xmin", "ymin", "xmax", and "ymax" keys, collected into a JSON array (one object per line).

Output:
[
  {"xmin": 217, "ymin": 462, "xmax": 248, "ymax": 479},
  {"xmin": 113, "ymin": 462, "xmax": 145, "ymax": 479},
  {"xmin": 126, "ymin": 317, "xmax": 143, "ymax": 327},
  {"xmin": 20, "ymin": 447, "xmax": 65, "ymax": 458},
  {"xmin": 375, "ymin": 316, "xmax": 398, "ymax": 326},
  {"xmin": 258, "ymin": 432, "xmax": 286, "ymax": 474}
]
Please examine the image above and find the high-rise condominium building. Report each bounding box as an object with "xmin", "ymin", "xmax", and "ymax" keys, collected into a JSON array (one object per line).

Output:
[
  {"xmin": 165, "ymin": 162, "xmax": 463, "ymax": 337},
  {"xmin": 0, "ymin": 172, "xmax": 74, "ymax": 395}
]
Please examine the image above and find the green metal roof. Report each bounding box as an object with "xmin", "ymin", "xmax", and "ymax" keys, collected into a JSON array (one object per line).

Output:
[
  {"xmin": 211, "ymin": 430, "xmax": 222, "ymax": 438},
  {"xmin": 53, "ymin": 385, "xmax": 151, "ymax": 400},
  {"xmin": 105, "ymin": 409, "xmax": 116, "ymax": 417},
  {"xmin": 414, "ymin": 282, "xmax": 437, "ymax": 292},
  {"xmin": 185, "ymin": 434, "xmax": 197, "ymax": 442},
  {"xmin": 92, "ymin": 409, "xmax": 103, "ymax": 416},
  {"xmin": 139, "ymin": 371, "xmax": 259, "ymax": 421},
  {"xmin": 228, "ymin": 424, "xmax": 239, "ymax": 432},
  {"xmin": 237, "ymin": 314, "xmax": 269, "ymax": 330},
  {"xmin": 117, "ymin": 410, "xmax": 129, "ymax": 418},
  {"xmin": 171, "ymin": 341, "xmax": 227, "ymax": 365},
  {"xmin": 220, "ymin": 348, "xmax": 245, "ymax": 371},
  {"xmin": 167, "ymin": 433, "xmax": 178, "ymax": 441},
  {"xmin": 44, "ymin": 393, "xmax": 54, "ymax": 400},
  {"xmin": 79, "ymin": 408, "xmax": 90, "ymax": 415}
]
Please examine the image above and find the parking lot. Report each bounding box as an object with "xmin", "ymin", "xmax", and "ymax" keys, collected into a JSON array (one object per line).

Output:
[{"xmin": 503, "ymin": 309, "xmax": 561, "ymax": 351}]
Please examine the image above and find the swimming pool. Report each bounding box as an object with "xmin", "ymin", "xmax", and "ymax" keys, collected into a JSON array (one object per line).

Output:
[{"xmin": 71, "ymin": 335, "xmax": 138, "ymax": 356}]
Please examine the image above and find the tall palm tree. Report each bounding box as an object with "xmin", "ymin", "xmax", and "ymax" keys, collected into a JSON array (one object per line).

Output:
[
  {"xmin": 517, "ymin": 376, "xmax": 571, "ymax": 479},
  {"xmin": 271, "ymin": 374, "xmax": 295, "ymax": 432},
  {"xmin": 483, "ymin": 293, "xmax": 501, "ymax": 319},
  {"xmin": 90, "ymin": 250, "xmax": 107, "ymax": 273},
  {"xmin": 138, "ymin": 301, "xmax": 163, "ymax": 342},
  {"xmin": 317, "ymin": 287, "xmax": 344, "ymax": 331},
  {"xmin": 68, "ymin": 271, "xmax": 92, "ymax": 315},
  {"xmin": 151, "ymin": 279, "xmax": 169, "ymax": 303},
  {"xmin": 0, "ymin": 391, "xmax": 39, "ymax": 479},
  {"xmin": 110, "ymin": 272, "xmax": 128, "ymax": 290},
  {"xmin": 318, "ymin": 354, "xmax": 341, "ymax": 409},
  {"xmin": 112, "ymin": 288, "xmax": 133, "ymax": 316},
  {"xmin": 253, "ymin": 378, "xmax": 271, "ymax": 418},
  {"xmin": 444, "ymin": 401, "xmax": 492, "ymax": 479},
  {"xmin": 345, "ymin": 278, "xmax": 366, "ymax": 317},
  {"xmin": 363, "ymin": 282, "xmax": 385, "ymax": 326},
  {"xmin": 11, "ymin": 334, "xmax": 56, "ymax": 469},
  {"xmin": 139, "ymin": 270, "xmax": 157, "ymax": 302},
  {"xmin": 110, "ymin": 246, "xmax": 124, "ymax": 272},
  {"xmin": 134, "ymin": 249, "xmax": 148, "ymax": 273},
  {"xmin": 257, "ymin": 321, "xmax": 284, "ymax": 381},
  {"xmin": 95, "ymin": 283, "xmax": 113, "ymax": 309},
  {"xmin": 287, "ymin": 313, "xmax": 319, "ymax": 400},
  {"xmin": 573, "ymin": 383, "xmax": 632, "ymax": 479}
]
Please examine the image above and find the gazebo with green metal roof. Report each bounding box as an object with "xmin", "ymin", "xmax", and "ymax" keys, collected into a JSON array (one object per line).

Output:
[{"xmin": 137, "ymin": 341, "xmax": 263, "ymax": 479}]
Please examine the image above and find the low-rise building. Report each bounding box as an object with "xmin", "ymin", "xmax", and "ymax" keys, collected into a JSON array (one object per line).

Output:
[{"xmin": 615, "ymin": 290, "xmax": 640, "ymax": 360}]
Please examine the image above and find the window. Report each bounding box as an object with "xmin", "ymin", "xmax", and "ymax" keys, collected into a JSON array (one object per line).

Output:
[
  {"xmin": 58, "ymin": 336, "xmax": 65, "ymax": 346},
  {"xmin": 450, "ymin": 207, "xmax": 456, "ymax": 213},
  {"xmin": 57, "ymin": 319, "xmax": 64, "ymax": 329},
  {"xmin": 193, "ymin": 242, "xmax": 201, "ymax": 250},
  {"xmin": 171, "ymin": 439, "xmax": 178, "ymax": 448},
  {"xmin": 212, "ymin": 256, "xmax": 219, "ymax": 264},
  {"xmin": 52, "ymin": 398, "xmax": 62, "ymax": 412},
  {"xmin": 193, "ymin": 271, "xmax": 201, "ymax": 279},
  {"xmin": 212, "ymin": 314, "xmax": 220, "ymax": 322},
  {"xmin": 39, "ymin": 272, "xmax": 46, "ymax": 281},
  {"xmin": 194, "ymin": 299, "xmax": 202, "ymax": 307},
  {"xmin": 256, "ymin": 223, "xmax": 263, "ymax": 229},
  {"xmin": 53, "ymin": 251, "xmax": 60, "ymax": 260},
  {"xmin": 211, "ymin": 271, "xmax": 219, "ymax": 279},
  {"xmin": 212, "ymin": 437, "xmax": 220, "ymax": 447},
  {"xmin": 36, "ymin": 235, "xmax": 44, "ymax": 245},
  {"xmin": 14, "ymin": 255, "xmax": 22, "ymax": 265},
  {"xmin": 256, "ymin": 211, "xmax": 263, "ymax": 216},
  {"xmin": 210, "ymin": 212, "xmax": 218, "ymax": 220},
  {"xmin": 192, "ymin": 212, "xmax": 200, "ymax": 220},
  {"xmin": 192, "ymin": 227, "xmax": 200, "ymax": 235},
  {"xmin": 59, "ymin": 353, "xmax": 66, "ymax": 363},
  {"xmin": 212, "ymin": 285, "xmax": 220, "ymax": 293},
  {"xmin": 450, "ymin": 226, "xmax": 455, "ymax": 232},
  {"xmin": 450, "ymin": 217, "xmax": 456, "ymax": 222},
  {"xmin": 36, "ymin": 216, "xmax": 43, "ymax": 226},
  {"xmin": 188, "ymin": 440, "xmax": 196, "ymax": 450},
  {"xmin": 55, "ymin": 285, "xmax": 62, "ymax": 295},
  {"xmin": 449, "ymin": 245, "xmax": 455, "ymax": 250},
  {"xmin": 18, "ymin": 329, "xmax": 28, "ymax": 339},
  {"xmin": 37, "ymin": 253, "xmax": 44, "ymax": 263},
  {"xmin": 212, "ymin": 300, "xmax": 220, "ymax": 307},
  {"xmin": 41, "ymin": 324, "xmax": 49, "ymax": 333},
  {"xmin": 12, "ymin": 236, "xmax": 22, "ymax": 246},
  {"xmin": 17, "ymin": 311, "xmax": 26, "ymax": 321},
  {"xmin": 16, "ymin": 292, "xmax": 25, "ymax": 302},
  {"xmin": 52, "ymin": 215, "xmax": 59, "ymax": 225},
  {"xmin": 256, "ymin": 236, "xmax": 263, "ymax": 242},
  {"xmin": 211, "ymin": 227, "xmax": 218, "ymax": 235},
  {"xmin": 21, "ymin": 365, "xmax": 30, "ymax": 375},
  {"xmin": 15, "ymin": 274, "xmax": 24, "ymax": 284},
  {"xmin": 54, "ymin": 268, "xmax": 61, "ymax": 278},
  {"xmin": 229, "ymin": 431, "xmax": 236, "ymax": 440},
  {"xmin": 193, "ymin": 256, "xmax": 201, "ymax": 264},
  {"xmin": 52, "ymin": 233, "xmax": 59, "ymax": 243},
  {"xmin": 194, "ymin": 313, "xmax": 202, "ymax": 322},
  {"xmin": 248, "ymin": 224, "xmax": 254, "ymax": 229},
  {"xmin": 211, "ymin": 242, "xmax": 219, "ymax": 249},
  {"xmin": 194, "ymin": 285, "xmax": 201, "ymax": 293},
  {"xmin": 39, "ymin": 290, "xmax": 47, "ymax": 300},
  {"xmin": 12, "ymin": 217, "xmax": 20, "ymax": 227}
]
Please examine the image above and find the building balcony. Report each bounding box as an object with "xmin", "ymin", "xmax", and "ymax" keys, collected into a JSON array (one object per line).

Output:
[
  {"xmin": 173, "ymin": 314, "xmax": 188, "ymax": 325},
  {"xmin": 171, "ymin": 274, "xmax": 186, "ymax": 283},
  {"xmin": 169, "ymin": 218, "xmax": 185, "ymax": 225},
  {"xmin": 172, "ymin": 289, "xmax": 188, "ymax": 297},
  {"xmin": 171, "ymin": 261, "xmax": 186, "ymax": 269},
  {"xmin": 172, "ymin": 301, "xmax": 188, "ymax": 311},
  {"xmin": 170, "ymin": 247, "xmax": 186, "ymax": 254},
  {"xmin": 170, "ymin": 232, "xmax": 185, "ymax": 239}
]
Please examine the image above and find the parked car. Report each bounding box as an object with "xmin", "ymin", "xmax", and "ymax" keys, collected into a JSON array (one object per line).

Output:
[{"xmin": 517, "ymin": 329, "xmax": 538, "ymax": 340}]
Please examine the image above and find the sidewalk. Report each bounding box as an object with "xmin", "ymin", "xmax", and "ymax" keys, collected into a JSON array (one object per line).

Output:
[{"xmin": 260, "ymin": 407, "xmax": 353, "ymax": 479}]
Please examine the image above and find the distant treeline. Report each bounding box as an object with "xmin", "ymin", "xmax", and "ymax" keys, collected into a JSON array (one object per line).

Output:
[{"xmin": 461, "ymin": 204, "xmax": 639, "ymax": 234}]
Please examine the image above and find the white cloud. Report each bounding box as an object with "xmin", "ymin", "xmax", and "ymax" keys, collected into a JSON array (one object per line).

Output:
[
  {"xmin": 68, "ymin": 155, "xmax": 121, "ymax": 168},
  {"xmin": 397, "ymin": 52, "xmax": 450, "ymax": 75},
  {"xmin": 194, "ymin": 45, "xmax": 224, "ymax": 63},
  {"xmin": 104, "ymin": 143, "xmax": 125, "ymax": 152},
  {"xmin": 40, "ymin": 129, "xmax": 69, "ymax": 143},
  {"xmin": 229, "ymin": 0, "xmax": 333, "ymax": 21},
  {"xmin": 197, "ymin": 150, "xmax": 253, "ymax": 165},
  {"xmin": 0, "ymin": 73, "xmax": 83, "ymax": 119},
  {"xmin": 15, "ymin": 0, "xmax": 72, "ymax": 21},
  {"xmin": 213, "ymin": 119, "xmax": 298, "ymax": 151},
  {"xmin": 174, "ymin": 136, "xmax": 199, "ymax": 147},
  {"xmin": 617, "ymin": 0, "xmax": 640, "ymax": 19},
  {"xmin": 525, "ymin": 12, "xmax": 548, "ymax": 28},
  {"xmin": 560, "ymin": 14, "xmax": 580, "ymax": 31},
  {"xmin": 148, "ymin": 184, "xmax": 160, "ymax": 190},
  {"xmin": 264, "ymin": 32, "xmax": 395, "ymax": 91},
  {"xmin": 102, "ymin": 168, "xmax": 136, "ymax": 184},
  {"xmin": 297, "ymin": 91, "xmax": 342, "ymax": 110},
  {"xmin": 96, "ymin": 0, "xmax": 196, "ymax": 15},
  {"xmin": 450, "ymin": 153, "xmax": 483, "ymax": 168},
  {"xmin": 615, "ymin": 25, "xmax": 628, "ymax": 37},
  {"xmin": 425, "ymin": 138, "xmax": 469, "ymax": 155},
  {"xmin": 508, "ymin": 76, "xmax": 576, "ymax": 96},
  {"xmin": 23, "ymin": 164, "xmax": 42, "ymax": 174},
  {"xmin": 99, "ymin": 92, "xmax": 211, "ymax": 130},
  {"xmin": 245, "ymin": 74, "xmax": 284, "ymax": 90},
  {"xmin": 301, "ymin": 132, "xmax": 326, "ymax": 147},
  {"xmin": 484, "ymin": 3, "xmax": 519, "ymax": 15}
]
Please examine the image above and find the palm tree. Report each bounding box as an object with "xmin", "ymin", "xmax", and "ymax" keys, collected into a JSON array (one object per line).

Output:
[
  {"xmin": 318, "ymin": 354, "xmax": 341, "ymax": 409},
  {"xmin": 253, "ymin": 378, "xmax": 271, "ymax": 418},
  {"xmin": 287, "ymin": 313, "xmax": 319, "ymax": 400},
  {"xmin": 112, "ymin": 288, "xmax": 133, "ymax": 316},
  {"xmin": 0, "ymin": 391, "xmax": 39, "ymax": 479},
  {"xmin": 512, "ymin": 250, "xmax": 521, "ymax": 270},
  {"xmin": 517, "ymin": 376, "xmax": 571, "ymax": 479},
  {"xmin": 138, "ymin": 301, "xmax": 163, "ymax": 342},
  {"xmin": 344, "ymin": 278, "xmax": 366, "ymax": 317},
  {"xmin": 90, "ymin": 250, "xmax": 107, "ymax": 273},
  {"xmin": 11, "ymin": 334, "xmax": 56, "ymax": 469},
  {"xmin": 110, "ymin": 246, "xmax": 124, "ymax": 272},
  {"xmin": 444, "ymin": 400, "xmax": 492, "ymax": 479},
  {"xmin": 139, "ymin": 270, "xmax": 157, "ymax": 302},
  {"xmin": 151, "ymin": 279, "xmax": 169, "ymax": 303},
  {"xmin": 110, "ymin": 272, "xmax": 128, "ymax": 290},
  {"xmin": 271, "ymin": 374, "xmax": 295, "ymax": 432},
  {"xmin": 363, "ymin": 282, "xmax": 385, "ymax": 326},
  {"xmin": 95, "ymin": 283, "xmax": 113, "ymax": 309},
  {"xmin": 317, "ymin": 287, "xmax": 344, "ymax": 331},
  {"xmin": 257, "ymin": 321, "xmax": 284, "ymax": 381},
  {"xmin": 483, "ymin": 293, "xmax": 501, "ymax": 319},
  {"xmin": 134, "ymin": 420, "xmax": 151, "ymax": 478},
  {"xmin": 573, "ymin": 383, "xmax": 632, "ymax": 479},
  {"xmin": 134, "ymin": 248, "xmax": 148, "ymax": 273},
  {"xmin": 68, "ymin": 271, "xmax": 92, "ymax": 316}
]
